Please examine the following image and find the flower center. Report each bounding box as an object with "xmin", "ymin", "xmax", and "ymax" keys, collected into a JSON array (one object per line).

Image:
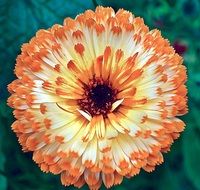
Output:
[
  {"xmin": 78, "ymin": 78, "xmax": 117, "ymax": 117},
  {"xmin": 89, "ymin": 84, "xmax": 113, "ymax": 109}
]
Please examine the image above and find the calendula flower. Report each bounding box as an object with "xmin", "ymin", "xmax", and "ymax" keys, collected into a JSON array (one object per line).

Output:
[{"xmin": 7, "ymin": 6, "xmax": 188, "ymax": 190}]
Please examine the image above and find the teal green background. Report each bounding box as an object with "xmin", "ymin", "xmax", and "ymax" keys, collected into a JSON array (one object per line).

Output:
[{"xmin": 0, "ymin": 0, "xmax": 200, "ymax": 189}]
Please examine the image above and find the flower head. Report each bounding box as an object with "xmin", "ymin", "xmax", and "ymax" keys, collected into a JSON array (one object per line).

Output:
[{"xmin": 8, "ymin": 6, "xmax": 188, "ymax": 189}]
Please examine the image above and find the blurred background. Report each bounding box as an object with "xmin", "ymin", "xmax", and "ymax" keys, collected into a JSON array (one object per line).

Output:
[{"xmin": 0, "ymin": 0, "xmax": 200, "ymax": 189}]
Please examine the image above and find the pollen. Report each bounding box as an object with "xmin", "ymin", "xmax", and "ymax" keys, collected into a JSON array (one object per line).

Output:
[{"xmin": 78, "ymin": 77, "xmax": 117, "ymax": 117}]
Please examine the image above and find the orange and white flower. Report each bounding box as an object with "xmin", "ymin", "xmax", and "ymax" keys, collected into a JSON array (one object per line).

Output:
[{"xmin": 8, "ymin": 6, "xmax": 188, "ymax": 189}]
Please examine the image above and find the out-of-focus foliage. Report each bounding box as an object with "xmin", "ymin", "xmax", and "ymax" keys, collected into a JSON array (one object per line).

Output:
[{"xmin": 0, "ymin": 0, "xmax": 200, "ymax": 189}]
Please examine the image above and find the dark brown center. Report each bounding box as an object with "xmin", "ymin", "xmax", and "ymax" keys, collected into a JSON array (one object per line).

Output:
[
  {"xmin": 78, "ymin": 78, "xmax": 117, "ymax": 117},
  {"xmin": 89, "ymin": 84, "xmax": 113, "ymax": 109}
]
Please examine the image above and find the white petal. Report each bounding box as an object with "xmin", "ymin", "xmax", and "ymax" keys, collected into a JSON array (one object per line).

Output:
[
  {"xmin": 111, "ymin": 98, "xmax": 124, "ymax": 112},
  {"xmin": 77, "ymin": 109, "xmax": 92, "ymax": 121}
]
